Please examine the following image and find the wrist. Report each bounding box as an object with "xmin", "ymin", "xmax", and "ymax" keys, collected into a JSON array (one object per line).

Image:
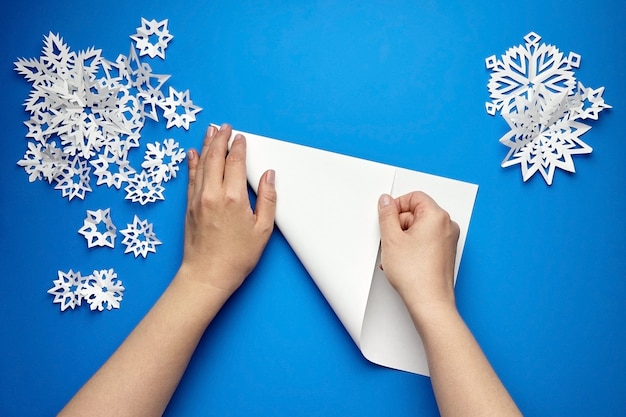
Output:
[
  {"xmin": 405, "ymin": 299, "xmax": 460, "ymax": 336},
  {"xmin": 173, "ymin": 265, "xmax": 237, "ymax": 308}
]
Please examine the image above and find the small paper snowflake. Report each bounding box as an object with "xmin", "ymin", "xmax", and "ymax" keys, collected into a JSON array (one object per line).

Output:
[
  {"xmin": 124, "ymin": 170, "xmax": 165, "ymax": 205},
  {"xmin": 90, "ymin": 149, "xmax": 136, "ymax": 189},
  {"xmin": 17, "ymin": 141, "xmax": 67, "ymax": 183},
  {"xmin": 47, "ymin": 269, "xmax": 85, "ymax": 311},
  {"xmin": 54, "ymin": 156, "xmax": 92, "ymax": 200},
  {"xmin": 486, "ymin": 32, "xmax": 610, "ymax": 185},
  {"xmin": 78, "ymin": 208, "xmax": 117, "ymax": 248},
  {"xmin": 81, "ymin": 269, "xmax": 125, "ymax": 311},
  {"xmin": 141, "ymin": 139, "xmax": 186, "ymax": 183},
  {"xmin": 159, "ymin": 87, "xmax": 202, "ymax": 130},
  {"xmin": 130, "ymin": 18, "xmax": 173, "ymax": 59},
  {"xmin": 120, "ymin": 215, "xmax": 161, "ymax": 258}
]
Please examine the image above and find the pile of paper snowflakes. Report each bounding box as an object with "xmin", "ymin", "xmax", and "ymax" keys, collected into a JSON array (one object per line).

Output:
[
  {"xmin": 13, "ymin": 18, "xmax": 200, "ymax": 311},
  {"xmin": 15, "ymin": 18, "xmax": 198, "ymax": 201},
  {"xmin": 485, "ymin": 32, "xmax": 610, "ymax": 185}
]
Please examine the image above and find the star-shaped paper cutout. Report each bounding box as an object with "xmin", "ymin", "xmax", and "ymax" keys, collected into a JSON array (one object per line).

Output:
[
  {"xmin": 120, "ymin": 215, "xmax": 162, "ymax": 258},
  {"xmin": 78, "ymin": 208, "xmax": 117, "ymax": 248},
  {"xmin": 47, "ymin": 269, "xmax": 85, "ymax": 311},
  {"xmin": 130, "ymin": 18, "xmax": 173, "ymax": 59},
  {"xmin": 159, "ymin": 87, "xmax": 202, "ymax": 130},
  {"xmin": 124, "ymin": 170, "xmax": 165, "ymax": 205}
]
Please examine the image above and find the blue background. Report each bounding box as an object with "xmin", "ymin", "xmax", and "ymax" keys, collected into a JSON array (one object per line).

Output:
[{"xmin": 1, "ymin": 1, "xmax": 624, "ymax": 416}]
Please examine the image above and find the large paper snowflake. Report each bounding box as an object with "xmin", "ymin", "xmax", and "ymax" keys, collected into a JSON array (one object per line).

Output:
[
  {"xmin": 47, "ymin": 269, "xmax": 85, "ymax": 311},
  {"xmin": 78, "ymin": 208, "xmax": 117, "ymax": 248},
  {"xmin": 120, "ymin": 215, "xmax": 162, "ymax": 258},
  {"xmin": 485, "ymin": 32, "xmax": 610, "ymax": 185},
  {"xmin": 81, "ymin": 269, "xmax": 125, "ymax": 311}
]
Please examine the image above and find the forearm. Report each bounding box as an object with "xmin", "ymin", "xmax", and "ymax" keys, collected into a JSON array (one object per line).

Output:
[
  {"xmin": 59, "ymin": 268, "xmax": 232, "ymax": 417},
  {"xmin": 408, "ymin": 301, "xmax": 522, "ymax": 417}
]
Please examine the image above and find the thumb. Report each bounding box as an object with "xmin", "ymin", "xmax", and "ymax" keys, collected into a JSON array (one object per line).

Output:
[
  {"xmin": 254, "ymin": 169, "xmax": 277, "ymax": 236},
  {"xmin": 378, "ymin": 194, "xmax": 401, "ymax": 239}
]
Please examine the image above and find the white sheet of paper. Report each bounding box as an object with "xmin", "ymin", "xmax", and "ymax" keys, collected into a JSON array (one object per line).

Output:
[{"xmin": 230, "ymin": 128, "xmax": 478, "ymax": 375}]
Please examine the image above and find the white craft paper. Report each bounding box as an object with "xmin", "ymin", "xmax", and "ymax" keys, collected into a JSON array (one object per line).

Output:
[{"xmin": 229, "ymin": 128, "xmax": 478, "ymax": 375}]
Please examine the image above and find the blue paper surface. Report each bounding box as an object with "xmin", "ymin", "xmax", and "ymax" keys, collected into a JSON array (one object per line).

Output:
[{"xmin": 1, "ymin": 1, "xmax": 625, "ymax": 416}]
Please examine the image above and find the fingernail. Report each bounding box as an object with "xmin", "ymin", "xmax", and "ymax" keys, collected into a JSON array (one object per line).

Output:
[
  {"xmin": 220, "ymin": 123, "xmax": 229, "ymax": 131},
  {"xmin": 207, "ymin": 125, "xmax": 217, "ymax": 136},
  {"xmin": 233, "ymin": 134, "xmax": 244, "ymax": 142},
  {"xmin": 266, "ymin": 169, "xmax": 275, "ymax": 185},
  {"xmin": 188, "ymin": 150, "xmax": 196, "ymax": 161},
  {"xmin": 379, "ymin": 194, "xmax": 391, "ymax": 208}
]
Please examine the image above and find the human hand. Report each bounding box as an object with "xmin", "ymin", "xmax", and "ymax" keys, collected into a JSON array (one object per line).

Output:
[
  {"xmin": 378, "ymin": 191, "xmax": 460, "ymax": 316},
  {"xmin": 179, "ymin": 124, "xmax": 277, "ymax": 296}
]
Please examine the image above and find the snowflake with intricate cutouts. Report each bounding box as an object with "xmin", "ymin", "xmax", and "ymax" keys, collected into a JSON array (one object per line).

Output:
[
  {"xmin": 81, "ymin": 269, "xmax": 125, "ymax": 311},
  {"xmin": 120, "ymin": 215, "xmax": 161, "ymax": 257},
  {"xmin": 486, "ymin": 32, "xmax": 610, "ymax": 185},
  {"xmin": 90, "ymin": 149, "xmax": 136, "ymax": 189},
  {"xmin": 47, "ymin": 269, "xmax": 85, "ymax": 311},
  {"xmin": 17, "ymin": 141, "xmax": 67, "ymax": 183},
  {"xmin": 78, "ymin": 208, "xmax": 117, "ymax": 248},
  {"xmin": 130, "ymin": 18, "xmax": 173, "ymax": 59},
  {"xmin": 159, "ymin": 87, "xmax": 202, "ymax": 130},
  {"xmin": 141, "ymin": 139, "xmax": 186, "ymax": 183},
  {"xmin": 54, "ymin": 156, "xmax": 93, "ymax": 200},
  {"xmin": 124, "ymin": 170, "xmax": 165, "ymax": 204}
]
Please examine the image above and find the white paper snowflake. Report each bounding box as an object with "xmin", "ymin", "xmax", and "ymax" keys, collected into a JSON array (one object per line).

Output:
[
  {"xmin": 90, "ymin": 149, "xmax": 136, "ymax": 189},
  {"xmin": 120, "ymin": 215, "xmax": 161, "ymax": 258},
  {"xmin": 486, "ymin": 32, "xmax": 610, "ymax": 185},
  {"xmin": 124, "ymin": 170, "xmax": 165, "ymax": 205},
  {"xmin": 78, "ymin": 208, "xmax": 117, "ymax": 248},
  {"xmin": 54, "ymin": 156, "xmax": 92, "ymax": 200},
  {"xmin": 47, "ymin": 269, "xmax": 85, "ymax": 311},
  {"xmin": 141, "ymin": 139, "xmax": 186, "ymax": 183},
  {"xmin": 81, "ymin": 269, "xmax": 125, "ymax": 311},
  {"xmin": 130, "ymin": 18, "xmax": 173, "ymax": 59},
  {"xmin": 159, "ymin": 87, "xmax": 202, "ymax": 130}
]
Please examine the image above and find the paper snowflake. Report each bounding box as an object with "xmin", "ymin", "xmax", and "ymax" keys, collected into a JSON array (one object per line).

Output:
[
  {"xmin": 90, "ymin": 149, "xmax": 136, "ymax": 189},
  {"xmin": 159, "ymin": 87, "xmax": 202, "ymax": 130},
  {"xmin": 486, "ymin": 32, "xmax": 610, "ymax": 185},
  {"xmin": 141, "ymin": 139, "xmax": 185, "ymax": 183},
  {"xmin": 54, "ymin": 156, "xmax": 92, "ymax": 200},
  {"xmin": 130, "ymin": 18, "xmax": 173, "ymax": 59},
  {"xmin": 47, "ymin": 269, "xmax": 85, "ymax": 311},
  {"xmin": 120, "ymin": 215, "xmax": 161, "ymax": 257},
  {"xmin": 81, "ymin": 269, "xmax": 125, "ymax": 311},
  {"xmin": 78, "ymin": 208, "xmax": 117, "ymax": 248},
  {"xmin": 124, "ymin": 170, "xmax": 165, "ymax": 204}
]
